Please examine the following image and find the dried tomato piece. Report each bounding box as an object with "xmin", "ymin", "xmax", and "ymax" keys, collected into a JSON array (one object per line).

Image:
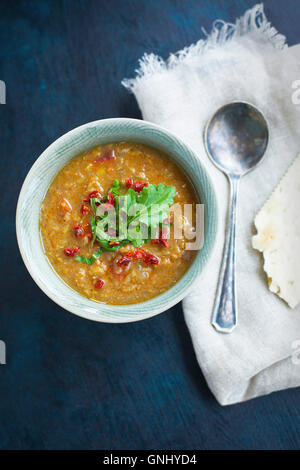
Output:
[
  {"xmin": 81, "ymin": 204, "xmax": 90, "ymax": 215},
  {"xmin": 111, "ymin": 254, "xmax": 131, "ymax": 280},
  {"xmin": 93, "ymin": 148, "xmax": 116, "ymax": 164},
  {"xmin": 64, "ymin": 246, "xmax": 80, "ymax": 257},
  {"xmin": 131, "ymin": 249, "xmax": 159, "ymax": 264},
  {"xmin": 133, "ymin": 249, "xmax": 146, "ymax": 259},
  {"xmin": 85, "ymin": 190, "xmax": 101, "ymax": 203},
  {"xmin": 151, "ymin": 226, "xmax": 170, "ymax": 247},
  {"xmin": 117, "ymin": 255, "xmax": 132, "ymax": 267},
  {"xmin": 88, "ymin": 190, "xmax": 100, "ymax": 199},
  {"xmin": 143, "ymin": 252, "xmax": 159, "ymax": 265},
  {"xmin": 151, "ymin": 238, "xmax": 168, "ymax": 247},
  {"xmin": 125, "ymin": 178, "xmax": 133, "ymax": 188},
  {"xmin": 133, "ymin": 182, "xmax": 148, "ymax": 193},
  {"xmin": 74, "ymin": 224, "xmax": 85, "ymax": 238},
  {"xmin": 94, "ymin": 279, "xmax": 104, "ymax": 289},
  {"xmin": 109, "ymin": 241, "xmax": 120, "ymax": 247},
  {"xmin": 108, "ymin": 191, "xmax": 114, "ymax": 206}
]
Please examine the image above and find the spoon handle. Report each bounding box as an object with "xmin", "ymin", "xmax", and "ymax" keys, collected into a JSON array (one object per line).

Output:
[{"xmin": 212, "ymin": 176, "xmax": 239, "ymax": 333}]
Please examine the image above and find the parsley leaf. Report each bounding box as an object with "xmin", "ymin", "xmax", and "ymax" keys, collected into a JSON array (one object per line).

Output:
[
  {"xmin": 76, "ymin": 180, "xmax": 176, "ymax": 264},
  {"xmin": 75, "ymin": 248, "xmax": 102, "ymax": 265}
]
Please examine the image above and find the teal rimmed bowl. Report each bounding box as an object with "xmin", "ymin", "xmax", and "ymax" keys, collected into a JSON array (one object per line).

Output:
[{"xmin": 16, "ymin": 118, "xmax": 217, "ymax": 323}]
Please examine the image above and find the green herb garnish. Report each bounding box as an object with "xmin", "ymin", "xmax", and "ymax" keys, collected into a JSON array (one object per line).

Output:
[
  {"xmin": 75, "ymin": 248, "xmax": 103, "ymax": 265},
  {"xmin": 76, "ymin": 180, "xmax": 176, "ymax": 264}
]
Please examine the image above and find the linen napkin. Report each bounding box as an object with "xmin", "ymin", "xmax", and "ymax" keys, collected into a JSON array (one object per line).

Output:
[{"xmin": 122, "ymin": 3, "xmax": 300, "ymax": 405}]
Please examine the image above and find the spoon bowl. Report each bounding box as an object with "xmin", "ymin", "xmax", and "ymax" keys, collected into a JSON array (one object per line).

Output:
[
  {"xmin": 204, "ymin": 102, "xmax": 269, "ymax": 333},
  {"xmin": 205, "ymin": 102, "xmax": 269, "ymax": 176}
]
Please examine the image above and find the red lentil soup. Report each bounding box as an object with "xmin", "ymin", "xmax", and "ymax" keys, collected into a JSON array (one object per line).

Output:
[{"xmin": 40, "ymin": 142, "xmax": 198, "ymax": 304}]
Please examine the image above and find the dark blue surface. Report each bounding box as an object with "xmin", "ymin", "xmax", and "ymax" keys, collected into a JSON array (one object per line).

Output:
[{"xmin": 1, "ymin": 0, "xmax": 300, "ymax": 450}]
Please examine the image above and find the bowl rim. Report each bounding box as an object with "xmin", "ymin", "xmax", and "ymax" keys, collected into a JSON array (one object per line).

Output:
[{"xmin": 16, "ymin": 117, "xmax": 218, "ymax": 323}]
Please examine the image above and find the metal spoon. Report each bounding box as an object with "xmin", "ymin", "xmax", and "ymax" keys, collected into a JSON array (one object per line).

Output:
[{"xmin": 204, "ymin": 102, "xmax": 269, "ymax": 333}]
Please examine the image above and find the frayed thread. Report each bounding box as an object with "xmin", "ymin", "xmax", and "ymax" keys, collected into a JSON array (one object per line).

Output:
[{"xmin": 122, "ymin": 3, "xmax": 287, "ymax": 92}]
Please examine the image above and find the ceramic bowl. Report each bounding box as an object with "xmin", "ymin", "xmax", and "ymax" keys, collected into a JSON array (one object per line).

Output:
[{"xmin": 16, "ymin": 118, "xmax": 217, "ymax": 323}]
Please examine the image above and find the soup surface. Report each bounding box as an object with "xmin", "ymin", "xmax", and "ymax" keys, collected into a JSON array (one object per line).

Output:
[{"xmin": 40, "ymin": 142, "xmax": 198, "ymax": 304}]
